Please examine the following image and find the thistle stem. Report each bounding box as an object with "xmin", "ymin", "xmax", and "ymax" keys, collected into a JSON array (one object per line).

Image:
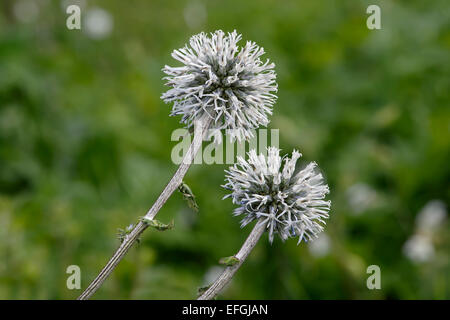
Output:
[
  {"xmin": 78, "ymin": 117, "xmax": 212, "ymax": 300},
  {"xmin": 198, "ymin": 220, "xmax": 267, "ymax": 300}
]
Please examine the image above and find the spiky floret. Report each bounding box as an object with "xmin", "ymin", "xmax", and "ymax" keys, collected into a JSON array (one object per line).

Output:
[
  {"xmin": 161, "ymin": 30, "xmax": 277, "ymax": 143},
  {"xmin": 224, "ymin": 147, "xmax": 331, "ymax": 244}
]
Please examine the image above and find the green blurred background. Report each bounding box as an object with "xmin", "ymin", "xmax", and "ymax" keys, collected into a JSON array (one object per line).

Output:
[{"xmin": 0, "ymin": 0, "xmax": 449, "ymax": 299}]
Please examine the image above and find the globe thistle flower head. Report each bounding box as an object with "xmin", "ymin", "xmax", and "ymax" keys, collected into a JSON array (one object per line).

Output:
[
  {"xmin": 161, "ymin": 30, "xmax": 277, "ymax": 143},
  {"xmin": 224, "ymin": 147, "xmax": 331, "ymax": 244}
]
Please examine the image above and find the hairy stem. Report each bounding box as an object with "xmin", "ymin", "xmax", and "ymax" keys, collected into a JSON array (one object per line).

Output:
[
  {"xmin": 78, "ymin": 117, "xmax": 211, "ymax": 300},
  {"xmin": 198, "ymin": 220, "xmax": 267, "ymax": 300}
]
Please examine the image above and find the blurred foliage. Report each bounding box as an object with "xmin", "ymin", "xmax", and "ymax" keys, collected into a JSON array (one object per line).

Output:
[{"xmin": 0, "ymin": 0, "xmax": 449, "ymax": 299}]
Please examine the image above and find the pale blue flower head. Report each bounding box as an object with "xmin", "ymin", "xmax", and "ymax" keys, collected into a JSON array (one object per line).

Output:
[
  {"xmin": 162, "ymin": 30, "xmax": 277, "ymax": 143},
  {"xmin": 224, "ymin": 147, "xmax": 331, "ymax": 244}
]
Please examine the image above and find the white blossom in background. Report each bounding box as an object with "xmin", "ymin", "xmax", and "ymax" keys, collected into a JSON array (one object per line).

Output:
[
  {"xmin": 224, "ymin": 147, "xmax": 331, "ymax": 244},
  {"xmin": 346, "ymin": 183, "xmax": 377, "ymax": 215},
  {"xmin": 161, "ymin": 30, "xmax": 277, "ymax": 143},
  {"xmin": 402, "ymin": 234, "xmax": 435, "ymax": 263},
  {"xmin": 308, "ymin": 233, "xmax": 331, "ymax": 257},
  {"xmin": 183, "ymin": 1, "xmax": 207, "ymax": 29},
  {"xmin": 415, "ymin": 200, "xmax": 447, "ymax": 233},
  {"xmin": 84, "ymin": 7, "xmax": 113, "ymax": 39},
  {"xmin": 401, "ymin": 201, "xmax": 446, "ymax": 264}
]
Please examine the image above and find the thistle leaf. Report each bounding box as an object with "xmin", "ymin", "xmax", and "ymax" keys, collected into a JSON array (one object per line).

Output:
[
  {"xmin": 178, "ymin": 181, "xmax": 199, "ymax": 212},
  {"xmin": 219, "ymin": 256, "xmax": 240, "ymax": 266},
  {"xmin": 140, "ymin": 217, "xmax": 174, "ymax": 231},
  {"xmin": 117, "ymin": 224, "xmax": 140, "ymax": 244}
]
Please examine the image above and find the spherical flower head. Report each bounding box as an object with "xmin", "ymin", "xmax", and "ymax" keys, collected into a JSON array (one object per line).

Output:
[
  {"xmin": 224, "ymin": 147, "xmax": 331, "ymax": 244},
  {"xmin": 161, "ymin": 30, "xmax": 278, "ymax": 143}
]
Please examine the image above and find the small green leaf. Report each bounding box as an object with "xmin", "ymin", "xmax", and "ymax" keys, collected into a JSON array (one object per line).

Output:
[
  {"xmin": 117, "ymin": 224, "xmax": 141, "ymax": 244},
  {"xmin": 178, "ymin": 181, "xmax": 199, "ymax": 212},
  {"xmin": 219, "ymin": 256, "xmax": 240, "ymax": 266},
  {"xmin": 141, "ymin": 217, "xmax": 174, "ymax": 231}
]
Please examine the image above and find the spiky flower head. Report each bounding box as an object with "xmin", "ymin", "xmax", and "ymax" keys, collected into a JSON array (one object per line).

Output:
[
  {"xmin": 161, "ymin": 30, "xmax": 277, "ymax": 143},
  {"xmin": 224, "ymin": 147, "xmax": 331, "ymax": 244}
]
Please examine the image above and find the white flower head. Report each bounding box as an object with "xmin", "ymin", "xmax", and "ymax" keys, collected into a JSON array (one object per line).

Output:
[
  {"xmin": 161, "ymin": 30, "xmax": 277, "ymax": 143},
  {"xmin": 415, "ymin": 200, "xmax": 447, "ymax": 233},
  {"xmin": 403, "ymin": 234, "xmax": 435, "ymax": 263},
  {"xmin": 224, "ymin": 147, "xmax": 331, "ymax": 244}
]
